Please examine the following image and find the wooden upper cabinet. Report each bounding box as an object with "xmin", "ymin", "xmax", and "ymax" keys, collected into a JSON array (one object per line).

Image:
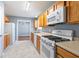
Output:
[
  {"xmin": 43, "ymin": 11, "xmax": 47, "ymax": 28},
  {"xmin": 56, "ymin": 1, "xmax": 65, "ymax": 9},
  {"xmin": 47, "ymin": 1, "xmax": 66, "ymax": 15},
  {"xmin": 33, "ymin": 18, "xmax": 38, "ymax": 30},
  {"xmin": 66, "ymin": 1, "xmax": 79, "ymax": 24},
  {"xmin": 38, "ymin": 15, "xmax": 43, "ymax": 27},
  {"xmin": 34, "ymin": 20, "xmax": 38, "ymax": 28},
  {"xmin": 48, "ymin": 5, "xmax": 55, "ymax": 15},
  {"xmin": 47, "ymin": 1, "xmax": 79, "ymax": 24},
  {"xmin": 4, "ymin": 16, "xmax": 9, "ymax": 23}
]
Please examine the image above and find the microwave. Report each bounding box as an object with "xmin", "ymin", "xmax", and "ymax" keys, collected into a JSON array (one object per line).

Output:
[{"xmin": 47, "ymin": 7, "xmax": 66, "ymax": 25}]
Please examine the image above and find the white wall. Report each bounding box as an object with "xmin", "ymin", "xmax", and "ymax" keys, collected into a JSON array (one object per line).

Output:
[
  {"xmin": 17, "ymin": 20, "xmax": 31, "ymax": 36},
  {"xmin": 0, "ymin": 2, "xmax": 4, "ymax": 57}
]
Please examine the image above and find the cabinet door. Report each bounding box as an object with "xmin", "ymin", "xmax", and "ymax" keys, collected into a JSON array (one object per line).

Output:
[
  {"xmin": 4, "ymin": 16, "xmax": 9, "ymax": 23},
  {"xmin": 37, "ymin": 38, "xmax": 40, "ymax": 49},
  {"xmin": 39, "ymin": 15, "xmax": 43, "ymax": 27},
  {"xmin": 6, "ymin": 35, "xmax": 10, "ymax": 47},
  {"xmin": 4, "ymin": 35, "xmax": 7, "ymax": 49},
  {"xmin": 34, "ymin": 18, "xmax": 38, "ymax": 29},
  {"xmin": 67, "ymin": 1, "xmax": 79, "ymax": 23},
  {"xmin": 43, "ymin": 11, "xmax": 47, "ymax": 28},
  {"xmin": 36, "ymin": 36, "xmax": 40, "ymax": 53},
  {"xmin": 31, "ymin": 33, "xmax": 34, "ymax": 44},
  {"xmin": 56, "ymin": 1, "xmax": 65, "ymax": 9},
  {"xmin": 35, "ymin": 20, "xmax": 38, "ymax": 28}
]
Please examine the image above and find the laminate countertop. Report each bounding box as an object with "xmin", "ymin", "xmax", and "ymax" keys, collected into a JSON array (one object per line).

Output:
[
  {"xmin": 56, "ymin": 40, "xmax": 79, "ymax": 56},
  {"xmin": 36, "ymin": 32, "xmax": 53, "ymax": 37},
  {"xmin": 4, "ymin": 33, "xmax": 9, "ymax": 35}
]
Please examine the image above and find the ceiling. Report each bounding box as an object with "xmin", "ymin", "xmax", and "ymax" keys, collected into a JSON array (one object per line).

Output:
[{"xmin": 4, "ymin": 1, "xmax": 55, "ymax": 18}]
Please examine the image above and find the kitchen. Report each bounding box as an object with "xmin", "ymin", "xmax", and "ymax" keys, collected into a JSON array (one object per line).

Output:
[{"xmin": 0, "ymin": 1, "xmax": 79, "ymax": 58}]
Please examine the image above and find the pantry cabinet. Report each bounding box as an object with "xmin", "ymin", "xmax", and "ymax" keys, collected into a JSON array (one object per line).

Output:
[
  {"xmin": 4, "ymin": 35, "xmax": 10, "ymax": 49},
  {"xmin": 56, "ymin": 45, "xmax": 79, "ymax": 58},
  {"xmin": 4, "ymin": 16, "xmax": 9, "ymax": 23},
  {"xmin": 66, "ymin": 1, "xmax": 79, "ymax": 24}
]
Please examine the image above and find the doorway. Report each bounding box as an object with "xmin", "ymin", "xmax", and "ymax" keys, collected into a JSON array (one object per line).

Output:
[{"xmin": 17, "ymin": 20, "xmax": 31, "ymax": 41}]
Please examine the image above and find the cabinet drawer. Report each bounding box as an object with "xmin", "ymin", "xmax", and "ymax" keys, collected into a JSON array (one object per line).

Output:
[{"xmin": 56, "ymin": 46, "xmax": 78, "ymax": 58}]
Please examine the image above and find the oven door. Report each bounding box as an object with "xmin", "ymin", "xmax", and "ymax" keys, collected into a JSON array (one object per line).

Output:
[
  {"xmin": 41, "ymin": 37, "xmax": 55, "ymax": 58},
  {"xmin": 50, "ymin": 46, "xmax": 55, "ymax": 58},
  {"xmin": 42, "ymin": 43, "xmax": 50, "ymax": 58}
]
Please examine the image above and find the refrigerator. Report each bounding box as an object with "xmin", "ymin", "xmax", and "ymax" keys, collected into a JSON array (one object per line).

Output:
[
  {"xmin": 0, "ymin": 2, "xmax": 4, "ymax": 57},
  {"xmin": 5, "ymin": 23, "xmax": 16, "ymax": 45}
]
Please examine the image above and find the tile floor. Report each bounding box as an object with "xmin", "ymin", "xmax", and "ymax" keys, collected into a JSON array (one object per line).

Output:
[{"xmin": 2, "ymin": 40, "xmax": 47, "ymax": 58}]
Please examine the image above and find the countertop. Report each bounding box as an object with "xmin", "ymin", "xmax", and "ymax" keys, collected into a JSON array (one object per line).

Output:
[
  {"xmin": 35, "ymin": 32, "xmax": 53, "ymax": 36},
  {"xmin": 56, "ymin": 40, "xmax": 79, "ymax": 56},
  {"xmin": 4, "ymin": 33, "xmax": 9, "ymax": 35}
]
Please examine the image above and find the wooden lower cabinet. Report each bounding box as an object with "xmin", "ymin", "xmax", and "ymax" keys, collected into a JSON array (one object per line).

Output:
[
  {"xmin": 4, "ymin": 35, "xmax": 7, "ymax": 49},
  {"xmin": 6, "ymin": 35, "xmax": 10, "ymax": 47},
  {"xmin": 56, "ymin": 45, "xmax": 79, "ymax": 58},
  {"xmin": 4, "ymin": 35, "xmax": 10, "ymax": 49},
  {"xmin": 31, "ymin": 33, "xmax": 34, "ymax": 44},
  {"xmin": 36, "ymin": 35, "xmax": 40, "ymax": 54}
]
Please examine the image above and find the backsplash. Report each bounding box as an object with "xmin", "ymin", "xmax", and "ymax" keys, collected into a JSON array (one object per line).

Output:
[{"xmin": 43, "ymin": 23, "xmax": 79, "ymax": 37}]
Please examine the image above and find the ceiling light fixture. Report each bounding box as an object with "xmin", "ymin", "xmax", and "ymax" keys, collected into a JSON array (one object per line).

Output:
[
  {"xmin": 35, "ymin": 16, "xmax": 38, "ymax": 18},
  {"xmin": 25, "ymin": 1, "xmax": 30, "ymax": 11}
]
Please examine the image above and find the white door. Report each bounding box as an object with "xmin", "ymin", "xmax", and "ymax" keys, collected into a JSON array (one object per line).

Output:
[{"xmin": 17, "ymin": 20, "xmax": 31, "ymax": 40}]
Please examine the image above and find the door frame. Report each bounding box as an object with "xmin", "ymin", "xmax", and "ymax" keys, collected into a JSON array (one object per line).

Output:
[{"xmin": 16, "ymin": 20, "xmax": 31, "ymax": 41}]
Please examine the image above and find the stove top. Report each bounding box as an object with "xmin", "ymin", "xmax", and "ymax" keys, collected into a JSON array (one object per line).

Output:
[{"xmin": 42, "ymin": 35, "xmax": 70, "ymax": 42}]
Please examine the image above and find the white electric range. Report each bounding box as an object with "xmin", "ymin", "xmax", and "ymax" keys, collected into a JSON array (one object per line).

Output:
[{"xmin": 41, "ymin": 30, "xmax": 74, "ymax": 58}]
